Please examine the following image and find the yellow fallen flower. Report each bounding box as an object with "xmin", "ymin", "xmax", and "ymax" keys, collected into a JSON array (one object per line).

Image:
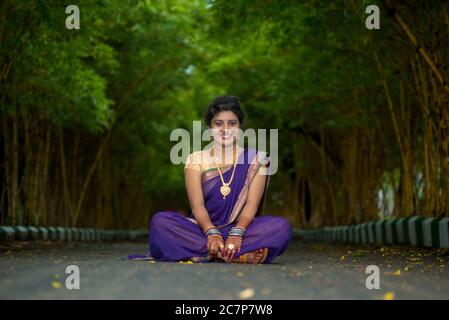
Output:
[
  {"xmin": 239, "ymin": 288, "xmax": 255, "ymax": 299},
  {"xmin": 382, "ymin": 292, "xmax": 395, "ymax": 300},
  {"xmin": 385, "ymin": 269, "xmax": 401, "ymax": 276}
]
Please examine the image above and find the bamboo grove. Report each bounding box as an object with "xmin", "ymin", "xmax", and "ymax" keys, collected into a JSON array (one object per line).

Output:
[{"xmin": 1, "ymin": 0, "xmax": 449, "ymax": 229}]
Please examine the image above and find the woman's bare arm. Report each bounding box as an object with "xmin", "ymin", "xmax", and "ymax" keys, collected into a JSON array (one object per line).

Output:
[
  {"xmin": 184, "ymin": 168, "xmax": 215, "ymax": 232},
  {"xmin": 235, "ymin": 169, "xmax": 267, "ymax": 230}
]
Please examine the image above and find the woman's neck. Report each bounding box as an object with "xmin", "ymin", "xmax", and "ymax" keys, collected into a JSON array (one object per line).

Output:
[{"xmin": 211, "ymin": 142, "xmax": 240, "ymax": 163}]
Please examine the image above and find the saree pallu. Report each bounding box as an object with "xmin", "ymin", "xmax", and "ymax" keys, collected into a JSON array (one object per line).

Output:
[{"xmin": 128, "ymin": 148, "xmax": 292, "ymax": 263}]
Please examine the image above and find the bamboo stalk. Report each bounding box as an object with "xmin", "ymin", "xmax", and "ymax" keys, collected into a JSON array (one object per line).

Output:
[
  {"xmin": 11, "ymin": 109, "xmax": 19, "ymax": 225},
  {"xmin": 59, "ymin": 129, "xmax": 73, "ymax": 226},
  {"xmin": 319, "ymin": 128, "xmax": 337, "ymax": 225},
  {"xmin": 373, "ymin": 51, "xmax": 406, "ymax": 162},
  {"xmin": 2, "ymin": 115, "xmax": 11, "ymax": 224},
  {"xmin": 391, "ymin": 9, "xmax": 449, "ymax": 94},
  {"xmin": 412, "ymin": 57, "xmax": 432, "ymax": 213},
  {"xmin": 36, "ymin": 126, "xmax": 51, "ymax": 226}
]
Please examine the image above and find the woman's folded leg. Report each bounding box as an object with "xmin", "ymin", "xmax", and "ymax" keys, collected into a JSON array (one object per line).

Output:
[
  {"xmin": 228, "ymin": 216, "xmax": 293, "ymax": 264},
  {"xmin": 148, "ymin": 211, "xmax": 209, "ymax": 262}
]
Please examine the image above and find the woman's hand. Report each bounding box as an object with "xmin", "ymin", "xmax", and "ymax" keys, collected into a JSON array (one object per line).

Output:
[
  {"xmin": 207, "ymin": 234, "xmax": 225, "ymax": 258},
  {"xmin": 224, "ymin": 236, "xmax": 242, "ymax": 262}
]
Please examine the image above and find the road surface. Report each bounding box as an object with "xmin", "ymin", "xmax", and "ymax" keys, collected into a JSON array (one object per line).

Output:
[{"xmin": 1, "ymin": 239, "xmax": 448, "ymax": 299}]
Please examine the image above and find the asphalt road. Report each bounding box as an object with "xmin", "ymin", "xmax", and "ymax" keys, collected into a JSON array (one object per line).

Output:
[{"xmin": 0, "ymin": 239, "xmax": 448, "ymax": 299}]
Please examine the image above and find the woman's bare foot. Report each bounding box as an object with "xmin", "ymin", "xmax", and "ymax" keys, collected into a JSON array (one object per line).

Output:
[{"xmin": 216, "ymin": 248, "xmax": 268, "ymax": 264}]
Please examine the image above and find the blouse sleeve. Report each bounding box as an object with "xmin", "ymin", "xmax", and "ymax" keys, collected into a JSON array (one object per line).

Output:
[
  {"xmin": 256, "ymin": 151, "xmax": 270, "ymax": 176},
  {"xmin": 184, "ymin": 152, "xmax": 202, "ymax": 172}
]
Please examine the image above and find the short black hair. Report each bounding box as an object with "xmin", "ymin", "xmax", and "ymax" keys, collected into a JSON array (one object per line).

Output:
[{"xmin": 204, "ymin": 96, "xmax": 245, "ymax": 127}]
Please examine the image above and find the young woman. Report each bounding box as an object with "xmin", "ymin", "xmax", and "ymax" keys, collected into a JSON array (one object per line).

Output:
[{"xmin": 129, "ymin": 96, "xmax": 292, "ymax": 264}]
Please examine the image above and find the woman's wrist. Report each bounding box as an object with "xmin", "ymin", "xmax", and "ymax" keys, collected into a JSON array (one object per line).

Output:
[
  {"xmin": 204, "ymin": 226, "xmax": 222, "ymax": 238},
  {"xmin": 228, "ymin": 226, "xmax": 246, "ymax": 238},
  {"xmin": 203, "ymin": 225, "xmax": 215, "ymax": 233}
]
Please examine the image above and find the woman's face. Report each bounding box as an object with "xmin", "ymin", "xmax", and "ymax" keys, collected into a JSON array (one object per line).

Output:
[{"xmin": 209, "ymin": 111, "xmax": 240, "ymax": 147}]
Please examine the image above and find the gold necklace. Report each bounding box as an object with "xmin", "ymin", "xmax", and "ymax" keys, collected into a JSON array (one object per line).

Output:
[{"xmin": 213, "ymin": 145, "xmax": 238, "ymax": 199}]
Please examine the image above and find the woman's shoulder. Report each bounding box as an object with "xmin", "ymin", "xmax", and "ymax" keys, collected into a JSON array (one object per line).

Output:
[
  {"xmin": 186, "ymin": 148, "xmax": 212, "ymax": 161},
  {"xmin": 246, "ymin": 148, "xmax": 270, "ymax": 176},
  {"xmin": 184, "ymin": 149, "xmax": 212, "ymax": 172},
  {"xmin": 245, "ymin": 148, "xmax": 269, "ymax": 163}
]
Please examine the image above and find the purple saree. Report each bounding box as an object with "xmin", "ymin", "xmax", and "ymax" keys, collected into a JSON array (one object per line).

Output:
[{"xmin": 128, "ymin": 148, "xmax": 292, "ymax": 263}]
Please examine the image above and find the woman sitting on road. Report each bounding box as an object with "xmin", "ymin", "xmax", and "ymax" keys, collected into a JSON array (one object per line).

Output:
[{"xmin": 129, "ymin": 96, "xmax": 292, "ymax": 263}]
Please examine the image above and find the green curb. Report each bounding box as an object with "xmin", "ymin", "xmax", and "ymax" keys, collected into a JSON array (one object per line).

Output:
[
  {"xmin": 354, "ymin": 225, "xmax": 361, "ymax": 243},
  {"xmin": 95, "ymin": 229, "xmax": 101, "ymax": 241},
  {"xmin": 422, "ymin": 217, "xmax": 439, "ymax": 248},
  {"xmin": 368, "ymin": 221, "xmax": 376, "ymax": 244},
  {"xmin": 0, "ymin": 225, "xmax": 149, "ymax": 243},
  {"xmin": 402, "ymin": 217, "xmax": 409, "ymax": 244},
  {"xmin": 403, "ymin": 217, "xmax": 414, "ymax": 244},
  {"xmin": 0, "ymin": 226, "xmax": 15, "ymax": 241},
  {"xmin": 80, "ymin": 229, "xmax": 87, "ymax": 241},
  {"xmin": 47, "ymin": 227, "xmax": 57, "ymax": 241},
  {"xmin": 376, "ymin": 220, "xmax": 387, "ymax": 245},
  {"xmin": 78, "ymin": 229, "xmax": 84, "ymax": 241},
  {"xmin": 385, "ymin": 220, "xmax": 394, "ymax": 244},
  {"xmin": 84, "ymin": 229, "xmax": 91, "ymax": 242},
  {"xmin": 38, "ymin": 227, "xmax": 48, "ymax": 240},
  {"xmin": 89, "ymin": 228, "xmax": 95, "ymax": 241},
  {"xmin": 409, "ymin": 216, "xmax": 426, "ymax": 246},
  {"xmin": 103, "ymin": 230, "xmax": 113, "ymax": 241},
  {"xmin": 343, "ymin": 226, "xmax": 349, "ymax": 242},
  {"xmin": 71, "ymin": 228, "xmax": 79, "ymax": 241},
  {"xmin": 348, "ymin": 225, "xmax": 355, "ymax": 243},
  {"xmin": 391, "ymin": 219, "xmax": 399, "ymax": 244},
  {"xmin": 360, "ymin": 224, "xmax": 366, "ymax": 243},
  {"xmin": 27, "ymin": 226, "xmax": 39, "ymax": 240},
  {"xmin": 13, "ymin": 226, "xmax": 28, "ymax": 241},
  {"xmin": 294, "ymin": 215, "xmax": 449, "ymax": 248},
  {"xmin": 65, "ymin": 228, "xmax": 73, "ymax": 241},
  {"xmin": 439, "ymin": 217, "xmax": 449, "ymax": 247},
  {"xmin": 56, "ymin": 227, "xmax": 65, "ymax": 241}
]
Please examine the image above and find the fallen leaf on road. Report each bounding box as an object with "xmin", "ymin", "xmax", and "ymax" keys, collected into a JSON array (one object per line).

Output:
[
  {"xmin": 385, "ymin": 269, "xmax": 401, "ymax": 276},
  {"xmin": 51, "ymin": 281, "xmax": 62, "ymax": 289},
  {"xmin": 261, "ymin": 288, "xmax": 271, "ymax": 295}
]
